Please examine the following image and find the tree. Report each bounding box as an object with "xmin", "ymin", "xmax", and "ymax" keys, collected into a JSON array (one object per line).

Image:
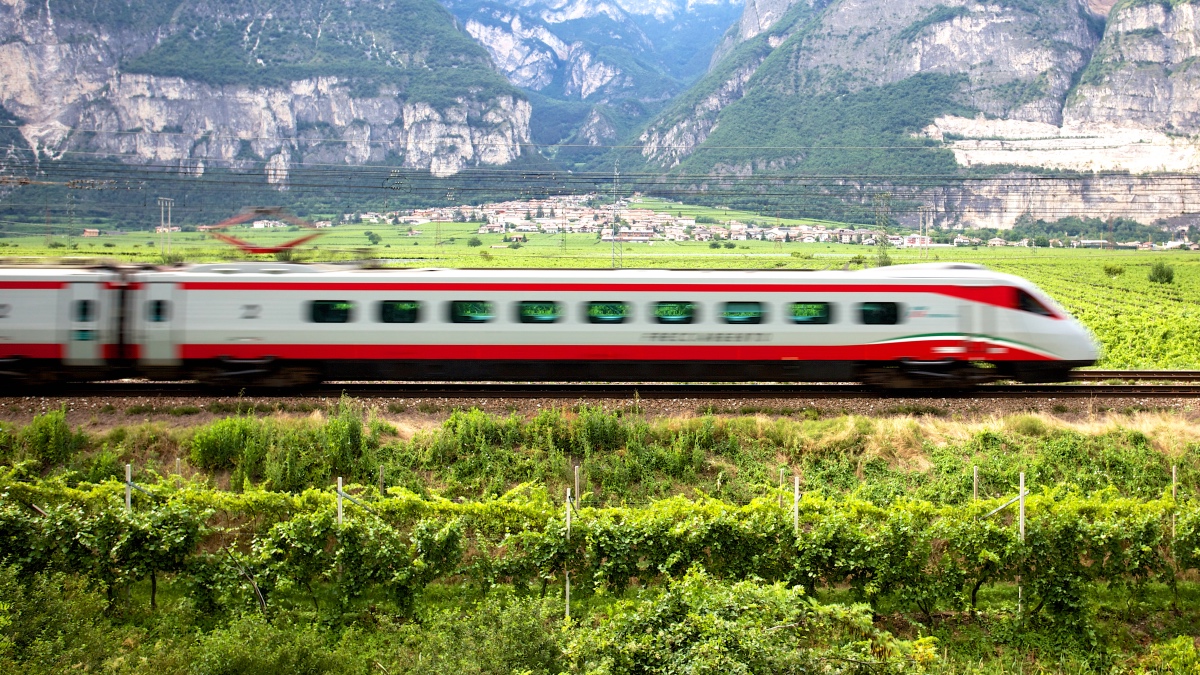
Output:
[
  {"xmin": 365, "ymin": 231, "xmax": 382, "ymax": 245},
  {"xmin": 467, "ymin": 236, "xmax": 482, "ymax": 247},
  {"xmin": 1149, "ymin": 262, "xmax": 1175, "ymax": 284},
  {"xmin": 536, "ymin": 206, "xmax": 545, "ymax": 219}
]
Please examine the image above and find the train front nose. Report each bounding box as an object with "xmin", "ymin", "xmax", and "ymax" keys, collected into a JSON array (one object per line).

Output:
[{"xmin": 1066, "ymin": 318, "xmax": 1101, "ymax": 366}]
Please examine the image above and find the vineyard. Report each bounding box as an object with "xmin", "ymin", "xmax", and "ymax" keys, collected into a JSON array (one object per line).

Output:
[{"xmin": 3, "ymin": 404, "xmax": 1200, "ymax": 672}]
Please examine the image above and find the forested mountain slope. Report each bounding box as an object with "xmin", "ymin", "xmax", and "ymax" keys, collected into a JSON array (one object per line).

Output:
[{"xmin": 0, "ymin": 0, "xmax": 530, "ymax": 180}]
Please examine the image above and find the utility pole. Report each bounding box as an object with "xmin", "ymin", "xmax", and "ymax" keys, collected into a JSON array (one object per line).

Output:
[{"xmin": 158, "ymin": 197, "xmax": 173, "ymax": 256}]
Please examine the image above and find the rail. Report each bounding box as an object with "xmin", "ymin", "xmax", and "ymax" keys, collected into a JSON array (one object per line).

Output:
[{"xmin": 14, "ymin": 375, "xmax": 1200, "ymax": 399}]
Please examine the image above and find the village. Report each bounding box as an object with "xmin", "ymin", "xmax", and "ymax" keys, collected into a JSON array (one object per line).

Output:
[{"xmin": 350, "ymin": 194, "xmax": 941, "ymax": 247}]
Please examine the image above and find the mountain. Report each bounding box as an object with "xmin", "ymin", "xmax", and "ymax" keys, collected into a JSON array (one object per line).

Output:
[
  {"xmin": 630, "ymin": 0, "xmax": 1200, "ymax": 228},
  {"xmin": 0, "ymin": 0, "xmax": 530, "ymax": 182},
  {"xmin": 440, "ymin": 0, "xmax": 741, "ymax": 156}
]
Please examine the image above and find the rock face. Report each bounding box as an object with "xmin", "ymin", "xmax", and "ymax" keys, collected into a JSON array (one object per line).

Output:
[
  {"xmin": 0, "ymin": 0, "xmax": 531, "ymax": 180},
  {"xmin": 445, "ymin": 0, "xmax": 740, "ymax": 149},
  {"xmin": 637, "ymin": 0, "xmax": 1200, "ymax": 227},
  {"xmin": 645, "ymin": 0, "xmax": 1102, "ymax": 168},
  {"xmin": 1065, "ymin": 0, "xmax": 1200, "ymax": 135}
]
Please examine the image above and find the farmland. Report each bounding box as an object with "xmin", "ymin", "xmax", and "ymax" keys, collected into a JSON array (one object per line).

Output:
[
  {"xmin": 2, "ymin": 217, "xmax": 1199, "ymax": 369},
  {"xmin": 5, "ymin": 403, "xmax": 1200, "ymax": 672}
]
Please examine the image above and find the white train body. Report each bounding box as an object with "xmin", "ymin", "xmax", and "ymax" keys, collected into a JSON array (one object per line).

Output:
[{"xmin": 0, "ymin": 263, "xmax": 1100, "ymax": 386}]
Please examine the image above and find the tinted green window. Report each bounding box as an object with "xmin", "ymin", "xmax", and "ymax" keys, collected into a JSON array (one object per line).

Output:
[
  {"xmin": 860, "ymin": 302, "xmax": 901, "ymax": 325},
  {"xmin": 788, "ymin": 302, "xmax": 832, "ymax": 325},
  {"xmin": 450, "ymin": 301, "xmax": 495, "ymax": 323},
  {"xmin": 587, "ymin": 302, "xmax": 630, "ymax": 324},
  {"xmin": 379, "ymin": 300, "xmax": 420, "ymax": 323},
  {"xmin": 722, "ymin": 302, "xmax": 764, "ymax": 325},
  {"xmin": 654, "ymin": 302, "xmax": 697, "ymax": 325},
  {"xmin": 517, "ymin": 301, "xmax": 562, "ymax": 324},
  {"xmin": 310, "ymin": 300, "xmax": 353, "ymax": 323}
]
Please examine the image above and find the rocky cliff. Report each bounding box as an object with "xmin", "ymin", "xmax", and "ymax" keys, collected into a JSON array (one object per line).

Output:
[
  {"xmin": 443, "ymin": 0, "xmax": 739, "ymax": 151},
  {"xmin": 0, "ymin": 0, "xmax": 531, "ymax": 181},
  {"xmin": 637, "ymin": 0, "xmax": 1200, "ymax": 228}
]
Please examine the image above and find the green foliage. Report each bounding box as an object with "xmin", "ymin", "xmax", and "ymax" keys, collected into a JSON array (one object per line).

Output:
[
  {"xmin": 0, "ymin": 566, "xmax": 112, "ymax": 673},
  {"xmin": 566, "ymin": 569, "xmax": 937, "ymax": 674},
  {"xmin": 399, "ymin": 592, "xmax": 565, "ymax": 675},
  {"xmin": 467, "ymin": 236, "xmax": 482, "ymax": 247},
  {"xmin": 18, "ymin": 406, "xmax": 85, "ymax": 467},
  {"xmin": 190, "ymin": 614, "xmax": 340, "ymax": 675},
  {"xmin": 1104, "ymin": 263, "xmax": 1126, "ymax": 277},
  {"xmin": 190, "ymin": 416, "xmax": 258, "ymax": 470},
  {"xmin": 1149, "ymin": 261, "xmax": 1175, "ymax": 284}
]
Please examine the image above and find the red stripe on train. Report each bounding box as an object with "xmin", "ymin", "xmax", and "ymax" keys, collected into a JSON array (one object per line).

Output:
[
  {"xmin": 0, "ymin": 344, "xmax": 64, "ymax": 359},
  {"xmin": 177, "ymin": 341, "xmax": 1055, "ymax": 362},
  {"xmin": 176, "ymin": 281, "xmax": 1017, "ymax": 308},
  {"xmin": 0, "ymin": 282, "xmax": 67, "ymax": 290}
]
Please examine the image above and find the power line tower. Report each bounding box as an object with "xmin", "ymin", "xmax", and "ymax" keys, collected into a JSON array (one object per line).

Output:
[
  {"xmin": 919, "ymin": 204, "xmax": 934, "ymax": 260},
  {"xmin": 158, "ymin": 197, "xmax": 174, "ymax": 257},
  {"xmin": 873, "ymin": 192, "xmax": 892, "ymax": 267},
  {"xmin": 611, "ymin": 160, "xmax": 622, "ymax": 269}
]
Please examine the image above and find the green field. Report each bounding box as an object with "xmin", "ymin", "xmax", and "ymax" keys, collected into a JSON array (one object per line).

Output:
[
  {"xmin": 3, "ymin": 216, "xmax": 1199, "ymax": 370},
  {"xmin": 5, "ymin": 404, "xmax": 1200, "ymax": 673}
]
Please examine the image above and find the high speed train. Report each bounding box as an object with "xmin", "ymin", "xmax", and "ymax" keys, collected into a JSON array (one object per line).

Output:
[{"xmin": 0, "ymin": 262, "xmax": 1099, "ymax": 388}]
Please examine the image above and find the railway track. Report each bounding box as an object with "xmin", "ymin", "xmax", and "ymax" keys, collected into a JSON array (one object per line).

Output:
[{"xmin": 14, "ymin": 372, "xmax": 1200, "ymax": 399}]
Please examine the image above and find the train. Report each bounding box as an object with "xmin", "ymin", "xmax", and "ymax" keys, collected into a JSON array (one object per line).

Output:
[{"xmin": 0, "ymin": 262, "xmax": 1100, "ymax": 388}]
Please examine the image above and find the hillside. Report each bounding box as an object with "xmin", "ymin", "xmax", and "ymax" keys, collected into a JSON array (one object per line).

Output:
[
  {"xmin": 629, "ymin": 0, "xmax": 1200, "ymax": 228},
  {"xmin": 0, "ymin": 0, "xmax": 530, "ymax": 182},
  {"xmin": 440, "ymin": 0, "xmax": 741, "ymax": 160}
]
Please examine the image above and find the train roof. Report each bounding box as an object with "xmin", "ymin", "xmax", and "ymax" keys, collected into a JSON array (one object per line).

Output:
[{"xmin": 138, "ymin": 262, "xmax": 1005, "ymax": 283}]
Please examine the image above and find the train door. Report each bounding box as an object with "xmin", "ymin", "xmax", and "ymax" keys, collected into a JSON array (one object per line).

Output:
[
  {"xmin": 140, "ymin": 283, "xmax": 182, "ymax": 365},
  {"xmin": 65, "ymin": 282, "xmax": 103, "ymax": 366}
]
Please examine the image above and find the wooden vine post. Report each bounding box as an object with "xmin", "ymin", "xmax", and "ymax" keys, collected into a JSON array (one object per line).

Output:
[
  {"xmin": 793, "ymin": 475, "xmax": 800, "ymax": 534},
  {"xmin": 565, "ymin": 487, "xmax": 572, "ymax": 622}
]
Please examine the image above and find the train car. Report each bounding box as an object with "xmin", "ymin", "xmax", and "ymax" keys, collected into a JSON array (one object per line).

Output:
[
  {"xmin": 122, "ymin": 262, "xmax": 1099, "ymax": 388},
  {"xmin": 0, "ymin": 266, "xmax": 127, "ymax": 384}
]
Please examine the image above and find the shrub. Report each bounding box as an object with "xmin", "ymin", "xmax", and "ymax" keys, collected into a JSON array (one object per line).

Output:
[
  {"xmin": 323, "ymin": 397, "xmax": 365, "ymax": 477},
  {"xmin": 1102, "ymin": 263, "xmax": 1124, "ymax": 277},
  {"xmin": 190, "ymin": 615, "xmax": 339, "ymax": 675},
  {"xmin": 19, "ymin": 406, "xmax": 85, "ymax": 466},
  {"xmin": 1148, "ymin": 261, "xmax": 1174, "ymax": 284},
  {"xmin": 190, "ymin": 416, "xmax": 258, "ymax": 470},
  {"xmin": 708, "ymin": 241, "xmax": 720, "ymax": 248},
  {"xmin": 565, "ymin": 570, "xmax": 935, "ymax": 673}
]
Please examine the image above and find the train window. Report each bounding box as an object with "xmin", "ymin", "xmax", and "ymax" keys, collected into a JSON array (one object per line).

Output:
[
  {"xmin": 310, "ymin": 300, "xmax": 354, "ymax": 323},
  {"xmin": 1016, "ymin": 289, "xmax": 1055, "ymax": 318},
  {"xmin": 74, "ymin": 300, "xmax": 95, "ymax": 323},
  {"xmin": 517, "ymin": 301, "xmax": 562, "ymax": 324},
  {"xmin": 653, "ymin": 302, "xmax": 697, "ymax": 325},
  {"xmin": 147, "ymin": 300, "xmax": 171, "ymax": 323},
  {"xmin": 722, "ymin": 302, "xmax": 765, "ymax": 325},
  {"xmin": 450, "ymin": 301, "xmax": 495, "ymax": 323},
  {"xmin": 860, "ymin": 302, "xmax": 901, "ymax": 325},
  {"xmin": 788, "ymin": 302, "xmax": 832, "ymax": 325},
  {"xmin": 587, "ymin": 301, "xmax": 631, "ymax": 324},
  {"xmin": 379, "ymin": 300, "xmax": 421, "ymax": 323}
]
